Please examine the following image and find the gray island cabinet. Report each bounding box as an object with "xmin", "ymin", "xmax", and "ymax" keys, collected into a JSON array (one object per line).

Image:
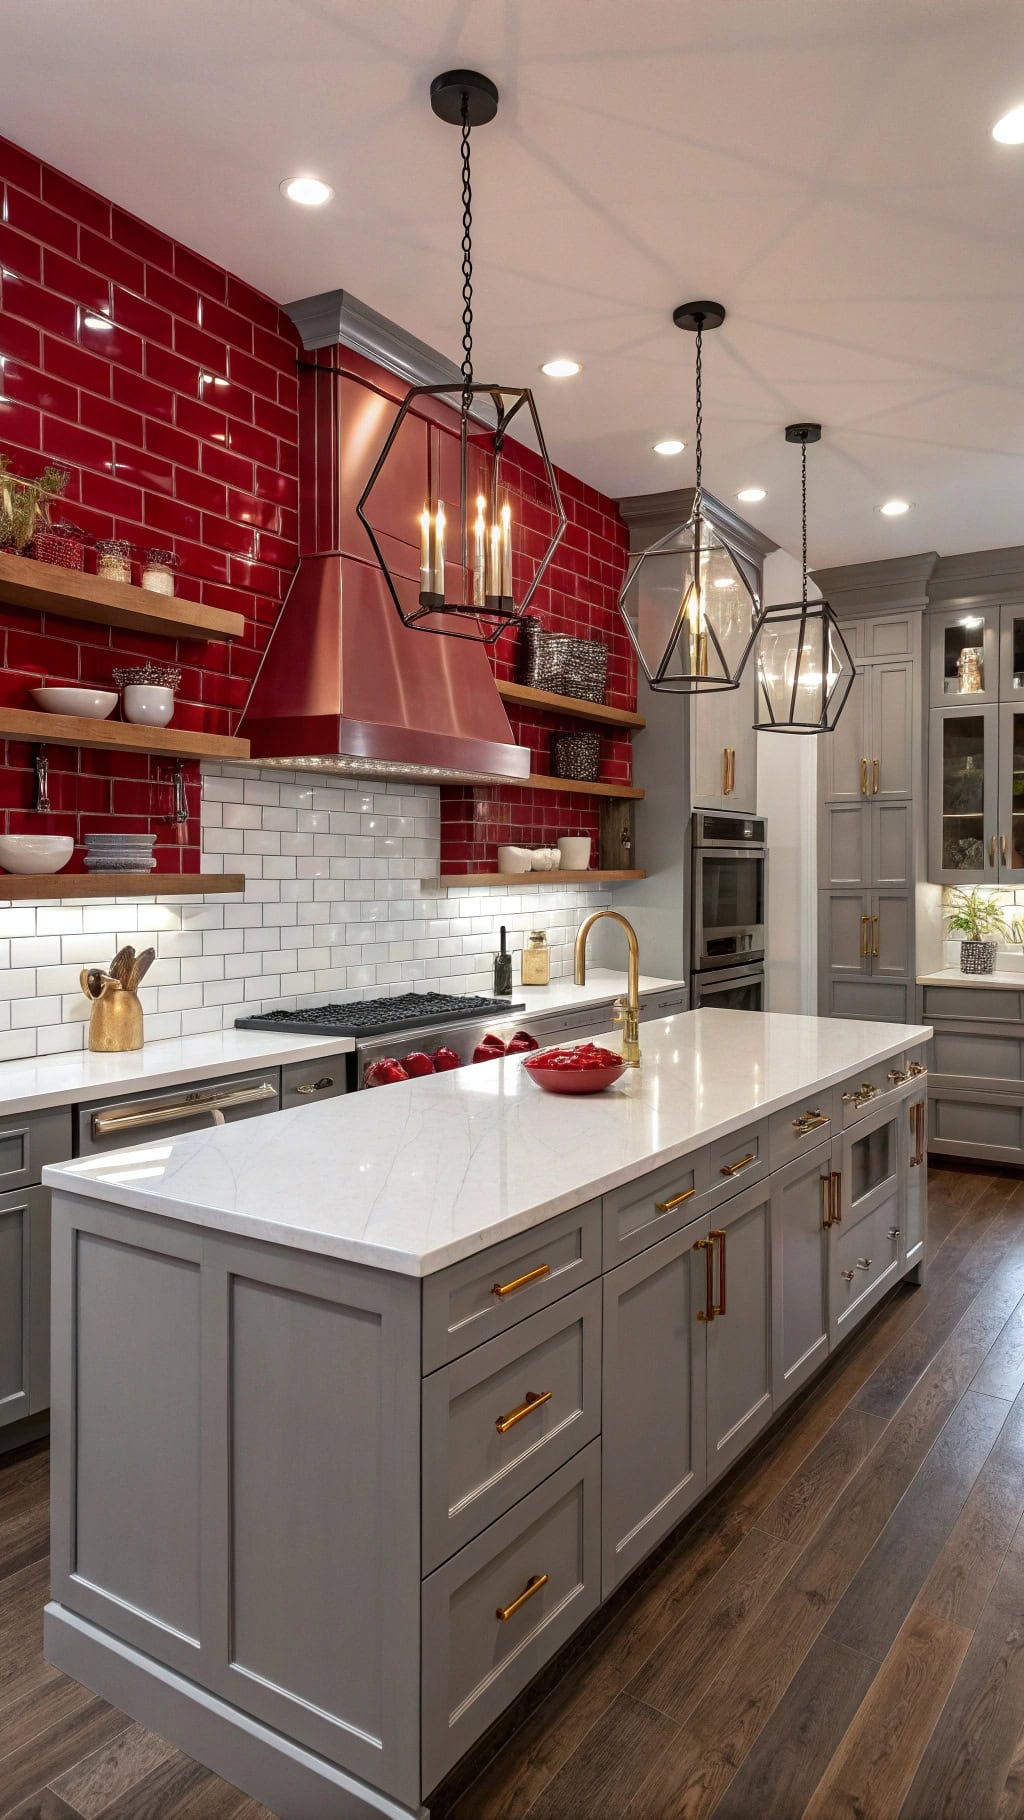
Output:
[{"xmin": 42, "ymin": 1011, "xmax": 930, "ymax": 1820}]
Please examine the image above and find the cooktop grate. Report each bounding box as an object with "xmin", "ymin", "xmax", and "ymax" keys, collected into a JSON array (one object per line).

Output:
[{"xmin": 236, "ymin": 992, "xmax": 525, "ymax": 1039}]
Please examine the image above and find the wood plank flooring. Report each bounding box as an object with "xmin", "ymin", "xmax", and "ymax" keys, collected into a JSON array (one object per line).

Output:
[{"xmin": 4, "ymin": 1164, "xmax": 1024, "ymax": 1819}]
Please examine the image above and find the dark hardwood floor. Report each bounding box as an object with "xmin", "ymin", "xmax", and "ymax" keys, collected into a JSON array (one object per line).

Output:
[{"xmin": 4, "ymin": 1164, "xmax": 1024, "ymax": 1819}]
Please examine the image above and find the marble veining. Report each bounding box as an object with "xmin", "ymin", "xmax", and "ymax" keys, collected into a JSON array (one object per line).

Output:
[{"xmin": 44, "ymin": 1010, "xmax": 930, "ymax": 1278}]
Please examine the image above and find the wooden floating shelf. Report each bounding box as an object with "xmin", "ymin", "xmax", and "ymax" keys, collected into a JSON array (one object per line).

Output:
[
  {"xmin": 0, "ymin": 873, "xmax": 245, "ymax": 901},
  {"xmin": 496, "ymin": 680, "xmax": 646, "ymax": 731},
  {"xmin": 433, "ymin": 869, "xmax": 647, "ymax": 889},
  {"xmin": 0, "ymin": 551, "xmax": 244, "ymax": 642},
  {"xmin": 525, "ymin": 773, "xmax": 643, "ymax": 800},
  {"xmin": 0, "ymin": 708, "xmax": 250, "ymax": 763}
]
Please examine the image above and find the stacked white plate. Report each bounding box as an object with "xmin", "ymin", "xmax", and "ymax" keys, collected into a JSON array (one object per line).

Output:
[{"xmin": 83, "ymin": 832, "xmax": 158, "ymax": 874}]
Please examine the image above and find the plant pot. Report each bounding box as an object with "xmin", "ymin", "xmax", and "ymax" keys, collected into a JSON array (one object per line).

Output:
[{"xmin": 960, "ymin": 939, "xmax": 997, "ymax": 975}]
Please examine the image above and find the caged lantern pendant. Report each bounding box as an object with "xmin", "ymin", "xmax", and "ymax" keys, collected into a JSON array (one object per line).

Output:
[
  {"xmin": 618, "ymin": 302, "xmax": 762, "ymax": 693},
  {"xmin": 754, "ymin": 424, "xmax": 856, "ymax": 734},
  {"xmin": 357, "ymin": 70, "xmax": 566, "ymax": 644}
]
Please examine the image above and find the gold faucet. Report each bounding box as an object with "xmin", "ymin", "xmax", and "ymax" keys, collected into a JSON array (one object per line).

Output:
[{"xmin": 575, "ymin": 910, "xmax": 641, "ymax": 1066}]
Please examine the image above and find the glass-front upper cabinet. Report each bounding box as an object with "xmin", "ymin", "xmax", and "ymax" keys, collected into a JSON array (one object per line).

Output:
[
  {"xmin": 1000, "ymin": 605, "xmax": 1024, "ymax": 699},
  {"xmin": 928, "ymin": 703, "xmax": 997, "ymax": 884},
  {"xmin": 998, "ymin": 703, "xmax": 1024, "ymax": 879},
  {"xmin": 928, "ymin": 606, "xmax": 1000, "ymax": 706}
]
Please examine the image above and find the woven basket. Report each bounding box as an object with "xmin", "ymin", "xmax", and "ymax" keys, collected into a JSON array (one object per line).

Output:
[
  {"xmin": 551, "ymin": 729, "xmax": 601, "ymax": 783},
  {"xmin": 519, "ymin": 619, "xmax": 608, "ymax": 703},
  {"xmin": 959, "ymin": 940, "xmax": 997, "ymax": 975}
]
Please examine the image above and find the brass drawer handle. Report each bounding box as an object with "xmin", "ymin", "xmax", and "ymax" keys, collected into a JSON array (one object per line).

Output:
[
  {"xmin": 793, "ymin": 1110, "xmax": 829, "ymax": 1135},
  {"xmin": 872, "ymin": 758, "xmax": 879, "ymax": 795},
  {"xmin": 1002, "ymin": 834, "xmax": 1009, "ymax": 865},
  {"xmin": 92, "ymin": 1080, "xmax": 276, "ymax": 1136},
  {"xmin": 860, "ymin": 758, "xmax": 869, "ymax": 796},
  {"xmin": 822, "ymin": 1174, "xmax": 834, "ymax": 1229},
  {"xmin": 495, "ymin": 1390, "xmax": 552, "ymax": 1435},
  {"xmin": 887, "ymin": 1069, "xmax": 909, "ymax": 1086},
  {"xmin": 859, "ymin": 914, "xmax": 870, "ymax": 959},
  {"xmin": 990, "ymin": 833, "xmax": 997, "ymax": 866},
  {"xmin": 860, "ymin": 1081, "xmax": 878, "ymax": 1099},
  {"xmin": 720, "ymin": 1152, "xmax": 755, "ymax": 1177},
  {"xmin": 856, "ymin": 1257, "xmax": 873, "ymax": 1270},
  {"xmin": 910, "ymin": 1099, "xmax": 926, "ymax": 1167},
  {"xmin": 871, "ymin": 916, "xmax": 879, "ymax": 958},
  {"xmin": 908, "ymin": 1061, "xmax": 927, "ymax": 1078},
  {"xmin": 831, "ymin": 1171, "xmax": 842, "ymax": 1223},
  {"xmin": 492, "ymin": 1263, "xmax": 550, "ymax": 1299},
  {"xmin": 655, "ymin": 1186, "xmax": 696, "ymax": 1214},
  {"xmin": 496, "ymin": 1573, "xmax": 548, "ymax": 1622},
  {"xmin": 694, "ymin": 1234, "xmax": 715, "ymax": 1322},
  {"xmin": 295, "ymin": 1076, "xmax": 335, "ymax": 1095},
  {"xmin": 713, "ymin": 1227, "xmax": 726, "ymax": 1316},
  {"xmin": 841, "ymin": 1269, "xmax": 855, "ymax": 1283}
]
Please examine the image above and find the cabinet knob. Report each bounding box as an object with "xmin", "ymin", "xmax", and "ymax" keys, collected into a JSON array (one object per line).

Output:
[
  {"xmin": 841, "ymin": 1269, "xmax": 855, "ymax": 1283},
  {"xmin": 888, "ymin": 1228, "xmax": 901, "ymax": 1241},
  {"xmin": 856, "ymin": 1257, "xmax": 873, "ymax": 1270},
  {"xmin": 295, "ymin": 1076, "xmax": 335, "ymax": 1095}
]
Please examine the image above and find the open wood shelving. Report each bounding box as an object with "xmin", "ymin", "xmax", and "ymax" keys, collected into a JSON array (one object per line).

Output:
[
  {"xmin": 432, "ymin": 868, "xmax": 647, "ymax": 889},
  {"xmin": 0, "ymin": 873, "xmax": 245, "ymax": 901},
  {"xmin": 0, "ymin": 551, "xmax": 244, "ymax": 642},
  {"xmin": 524, "ymin": 773, "xmax": 643, "ymax": 800},
  {"xmin": 0, "ymin": 707, "xmax": 250, "ymax": 764},
  {"xmin": 496, "ymin": 680, "xmax": 646, "ymax": 730}
]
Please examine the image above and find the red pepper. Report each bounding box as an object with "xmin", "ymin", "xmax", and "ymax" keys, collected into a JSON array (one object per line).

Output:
[
  {"xmin": 400, "ymin": 1051, "xmax": 435, "ymax": 1077},
  {"xmin": 362, "ymin": 1057, "xmax": 410, "ymax": 1087},
  {"xmin": 473, "ymin": 1033, "xmax": 507, "ymax": 1064},
  {"xmin": 506, "ymin": 1030, "xmax": 540, "ymax": 1054},
  {"xmin": 524, "ymin": 1043, "xmax": 622, "ymax": 1072},
  {"xmin": 433, "ymin": 1046, "xmax": 462, "ymax": 1072}
]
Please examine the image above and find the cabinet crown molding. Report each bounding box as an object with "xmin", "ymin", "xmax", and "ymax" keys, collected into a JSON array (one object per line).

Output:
[{"xmin": 811, "ymin": 552, "xmax": 938, "ymax": 614}]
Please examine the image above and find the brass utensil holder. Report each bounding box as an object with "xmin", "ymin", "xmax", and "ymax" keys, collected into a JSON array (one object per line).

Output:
[{"xmin": 81, "ymin": 970, "xmax": 144, "ymax": 1053}]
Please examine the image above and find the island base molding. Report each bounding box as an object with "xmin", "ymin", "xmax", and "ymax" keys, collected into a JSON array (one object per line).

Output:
[{"xmin": 44, "ymin": 1605, "xmax": 425, "ymax": 1820}]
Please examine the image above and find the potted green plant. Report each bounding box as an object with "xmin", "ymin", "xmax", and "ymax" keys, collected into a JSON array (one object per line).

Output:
[
  {"xmin": 944, "ymin": 887, "xmax": 1009, "ymax": 975},
  {"xmin": 0, "ymin": 458, "xmax": 69, "ymax": 554}
]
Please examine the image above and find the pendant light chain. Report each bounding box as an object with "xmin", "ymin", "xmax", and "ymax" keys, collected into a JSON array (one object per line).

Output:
[
  {"xmin": 801, "ymin": 434, "xmax": 808, "ymax": 606},
  {"xmin": 459, "ymin": 97, "xmax": 474, "ymax": 414},
  {"xmin": 693, "ymin": 316, "xmax": 704, "ymax": 518}
]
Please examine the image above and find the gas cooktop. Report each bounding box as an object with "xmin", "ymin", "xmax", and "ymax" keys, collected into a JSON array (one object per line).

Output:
[{"xmin": 236, "ymin": 992, "xmax": 525, "ymax": 1040}]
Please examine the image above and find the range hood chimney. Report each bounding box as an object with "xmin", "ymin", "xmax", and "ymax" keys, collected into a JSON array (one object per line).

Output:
[{"xmin": 238, "ymin": 290, "xmax": 530, "ymax": 786}]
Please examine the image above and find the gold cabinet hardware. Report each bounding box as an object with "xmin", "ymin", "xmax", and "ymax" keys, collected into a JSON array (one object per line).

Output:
[
  {"xmin": 859, "ymin": 914, "xmax": 870, "ymax": 959},
  {"xmin": 793, "ymin": 1110, "xmax": 829, "ymax": 1135},
  {"xmin": 908, "ymin": 1060, "xmax": 927, "ymax": 1077},
  {"xmin": 888, "ymin": 1228, "xmax": 901, "ymax": 1242},
  {"xmin": 830, "ymin": 1172, "xmax": 842, "ymax": 1223},
  {"xmin": 842, "ymin": 1083, "xmax": 876, "ymax": 1108},
  {"xmin": 856, "ymin": 1257, "xmax": 873, "ymax": 1270},
  {"xmin": 821, "ymin": 1174, "xmax": 834, "ymax": 1228},
  {"xmin": 842, "ymin": 1090, "xmax": 861, "ymax": 1104},
  {"xmin": 1002, "ymin": 834, "xmax": 1009, "ymax": 865},
  {"xmin": 841, "ymin": 1268, "xmax": 855, "ymax": 1283},
  {"xmin": 295, "ymin": 1076, "xmax": 335, "ymax": 1095},
  {"xmin": 872, "ymin": 758, "xmax": 879, "ymax": 795},
  {"xmin": 655, "ymin": 1186, "xmax": 696, "ymax": 1214},
  {"xmin": 860, "ymin": 1081, "xmax": 878, "ymax": 1099},
  {"xmin": 723, "ymin": 747, "xmax": 736, "ymax": 795},
  {"xmin": 712, "ymin": 1227, "xmax": 726, "ymax": 1316},
  {"xmin": 729, "ymin": 748, "xmax": 736, "ymax": 794},
  {"xmin": 990, "ymin": 834, "xmax": 997, "ymax": 866},
  {"xmin": 491, "ymin": 1263, "xmax": 550, "ymax": 1299},
  {"xmin": 694, "ymin": 1235, "xmax": 716, "ymax": 1322},
  {"xmin": 887, "ymin": 1069, "xmax": 909, "ymax": 1085},
  {"xmin": 910, "ymin": 1099, "xmax": 926, "ymax": 1168},
  {"xmin": 91, "ymin": 1080, "xmax": 276, "ymax": 1136},
  {"xmin": 496, "ymin": 1573, "xmax": 548, "ymax": 1622},
  {"xmin": 860, "ymin": 758, "xmax": 869, "ymax": 796},
  {"xmin": 495, "ymin": 1390, "xmax": 552, "ymax": 1435},
  {"xmin": 720, "ymin": 1152, "xmax": 755, "ymax": 1177},
  {"xmin": 871, "ymin": 915, "xmax": 880, "ymax": 958}
]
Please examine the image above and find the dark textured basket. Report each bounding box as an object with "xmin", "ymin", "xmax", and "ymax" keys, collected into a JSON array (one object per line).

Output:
[
  {"xmin": 519, "ymin": 619, "xmax": 608, "ymax": 703},
  {"xmin": 550, "ymin": 729, "xmax": 601, "ymax": 783},
  {"xmin": 960, "ymin": 940, "xmax": 997, "ymax": 975}
]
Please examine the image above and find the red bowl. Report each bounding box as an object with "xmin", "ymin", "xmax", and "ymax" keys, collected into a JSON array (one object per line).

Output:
[{"xmin": 524, "ymin": 1058, "xmax": 627, "ymax": 1095}]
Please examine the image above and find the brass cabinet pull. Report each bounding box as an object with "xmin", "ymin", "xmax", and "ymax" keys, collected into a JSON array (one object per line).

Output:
[
  {"xmin": 859, "ymin": 915, "xmax": 870, "ymax": 959},
  {"xmin": 655, "ymin": 1186, "xmax": 696, "ymax": 1214},
  {"xmin": 720, "ymin": 1152, "xmax": 755, "ymax": 1177},
  {"xmin": 856, "ymin": 1257, "xmax": 873, "ymax": 1270},
  {"xmin": 860, "ymin": 758, "xmax": 869, "ymax": 796},
  {"xmin": 831, "ymin": 1172, "xmax": 842, "ymax": 1223},
  {"xmin": 908, "ymin": 1061, "xmax": 927, "ymax": 1078},
  {"xmin": 793, "ymin": 1110, "xmax": 829, "ymax": 1135},
  {"xmin": 712, "ymin": 1227, "xmax": 726, "ymax": 1316},
  {"xmin": 295, "ymin": 1076, "xmax": 335, "ymax": 1095},
  {"xmin": 841, "ymin": 1268, "xmax": 855, "ymax": 1283},
  {"xmin": 872, "ymin": 758, "xmax": 879, "ymax": 795},
  {"xmin": 723, "ymin": 747, "xmax": 735, "ymax": 795},
  {"xmin": 1002, "ymin": 834, "xmax": 1009, "ymax": 865},
  {"xmin": 491, "ymin": 1263, "xmax": 550, "ymax": 1299},
  {"xmin": 910, "ymin": 1099, "xmax": 926, "ymax": 1168},
  {"xmin": 990, "ymin": 834, "xmax": 997, "ymax": 866},
  {"xmin": 496, "ymin": 1573, "xmax": 548, "ymax": 1622},
  {"xmin": 822, "ymin": 1174, "xmax": 834, "ymax": 1229},
  {"xmin": 871, "ymin": 915, "xmax": 879, "ymax": 958},
  {"xmin": 91, "ymin": 1080, "xmax": 276, "ymax": 1136},
  {"xmin": 887, "ymin": 1069, "xmax": 909, "ymax": 1086},
  {"xmin": 888, "ymin": 1228, "xmax": 901, "ymax": 1241},
  {"xmin": 860, "ymin": 1081, "xmax": 878, "ymax": 1100},
  {"xmin": 729, "ymin": 749, "xmax": 736, "ymax": 794},
  {"xmin": 695, "ymin": 1235, "xmax": 715, "ymax": 1322},
  {"xmin": 495, "ymin": 1390, "xmax": 552, "ymax": 1434}
]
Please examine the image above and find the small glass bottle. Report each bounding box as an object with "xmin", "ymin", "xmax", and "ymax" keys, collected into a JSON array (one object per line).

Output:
[
  {"xmin": 493, "ymin": 924, "xmax": 512, "ymax": 997},
  {"xmin": 521, "ymin": 929, "xmax": 550, "ymax": 986},
  {"xmin": 95, "ymin": 538, "xmax": 132, "ymax": 585},
  {"xmin": 141, "ymin": 548, "xmax": 178, "ymax": 596}
]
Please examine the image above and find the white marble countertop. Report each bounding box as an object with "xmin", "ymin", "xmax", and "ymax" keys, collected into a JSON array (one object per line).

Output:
[
  {"xmin": 918, "ymin": 969, "xmax": 1024, "ymax": 989},
  {"xmin": 45, "ymin": 1009, "xmax": 930, "ymax": 1278},
  {"xmin": 0, "ymin": 972, "xmax": 683, "ymax": 1118}
]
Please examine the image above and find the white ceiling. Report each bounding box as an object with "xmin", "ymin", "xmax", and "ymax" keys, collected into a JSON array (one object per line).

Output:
[{"xmin": 3, "ymin": 0, "xmax": 1024, "ymax": 567}]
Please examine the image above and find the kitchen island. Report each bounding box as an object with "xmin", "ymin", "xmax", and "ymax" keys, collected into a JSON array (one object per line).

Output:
[{"xmin": 42, "ymin": 1009, "xmax": 930, "ymax": 1820}]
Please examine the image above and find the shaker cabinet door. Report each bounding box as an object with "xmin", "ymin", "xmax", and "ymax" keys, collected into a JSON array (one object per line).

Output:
[
  {"xmin": 705, "ymin": 1181, "xmax": 772, "ymax": 1482},
  {"xmin": 997, "ymin": 703, "xmax": 1024, "ymax": 882},
  {"xmin": 822, "ymin": 668, "xmax": 869, "ymax": 803},
  {"xmin": 601, "ymin": 1216, "xmax": 709, "ymax": 1596},
  {"xmin": 770, "ymin": 1145, "xmax": 831, "ymax": 1409},
  {"xmin": 871, "ymin": 662, "xmax": 914, "ymax": 799},
  {"xmin": 821, "ymin": 890, "xmax": 871, "ymax": 978},
  {"xmin": 0, "ymin": 1184, "xmax": 48, "ymax": 1428}
]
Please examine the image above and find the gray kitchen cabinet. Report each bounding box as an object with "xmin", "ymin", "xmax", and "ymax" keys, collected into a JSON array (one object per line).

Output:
[
  {"xmin": 601, "ymin": 1213, "xmax": 709, "ymax": 1595},
  {"xmin": 1000, "ymin": 602, "xmax": 1024, "ymax": 697},
  {"xmin": 927, "ymin": 1087, "xmax": 1024, "ymax": 1165},
  {"xmin": 929, "ymin": 604, "xmax": 1000, "ymax": 706},
  {"xmin": 871, "ymin": 662, "xmax": 914, "ymax": 799},
  {"xmin": 903, "ymin": 1087, "xmax": 927, "ymax": 1272},
  {"xmin": 0, "ymin": 1185, "xmax": 48, "ymax": 1428},
  {"xmin": 704, "ymin": 1178, "xmax": 772, "ymax": 1481},
  {"xmin": 929, "ymin": 701, "xmax": 997, "ymax": 884},
  {"xmin": 821, "ymin": 801, "xmax": 912, "ymax": 890},
  {"xmin": 822, "ymin": 666, "xmax": 869, "ymax": 803},
  {"xmin": 997, "ymin": 701, "xmax": 1024, "ymax": 881},
  {"xmin": 830, "ymin": 1096, "xmax": 904, "ymax": 1343},
  {"xmin": 873, "ymin": 802, "xmax": 914, "ymax": 887},
  {"xmin": 924, "ymin": 983, "xmax": 1024, "ymax": 1164},
  {"xmin": 690, "ymin": 668, "xmax": 757, "ymax": 812},
  {"xmin": 843, "ymin": 612, "xmax": 916, "ymax": 663},
  {"xmin": 819, "ymin": 888, "xmax": 911, "ymax": 983},
  {"xmin": 770, "ymin": 1144, "xmax": 831, "ymax": 1408}
]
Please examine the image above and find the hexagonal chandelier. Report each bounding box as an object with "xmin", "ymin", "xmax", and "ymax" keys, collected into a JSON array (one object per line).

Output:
[
  {"xmin": 754, "ymin": 424, "xmax": 856, "ymax": 734},
  {"xmin": 357, "ymin": 70, "xmax": 566, "ymax": 645},
  {"xmin": 618, "ymin": 302, "xmax": 762, "ymax": 693}
]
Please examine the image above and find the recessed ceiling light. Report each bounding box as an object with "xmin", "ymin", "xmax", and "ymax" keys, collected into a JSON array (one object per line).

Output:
[
  {"xmin": 653, "ymin": 438, "xmax": 686, "ymax": 456},
  {"xmin": 737, "ymin": 486, "xmax": 766, "ymax": 504},
  {"xmin": 280, "ymin": 176, "xmax": 334, "ymax": 206},
  {"xmin": 540, "ymin": 358, "xmax": 580, "ymax": 378},
  {"xmin": 993, "ymin": 105, "xmax": 1024, "ymax": 144},
  {"xmin": 879, "ymin": 498, "xmax": 912, "ymax": 516}
]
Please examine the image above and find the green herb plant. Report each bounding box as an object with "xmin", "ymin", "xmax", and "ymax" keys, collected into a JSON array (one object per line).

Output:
[
  {"xmin": 0, "ymin": 459, "xmax": 69, "ymax": 554},
  {"xmin": 943, "ymin": 887, "xmax": 1010, "ymax": 944}
]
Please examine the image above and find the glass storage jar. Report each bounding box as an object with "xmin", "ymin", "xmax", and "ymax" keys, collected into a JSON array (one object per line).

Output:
[
  {"xmin": 141, "ymin": 548, "xmax": 178, "ymax": 596},
  {"xmin": 521, "ymin": 930, "xmax": 551, "ymax": 986},
  {"xmin": 95, "ymin": 539, "xmax": 132, "ymax": 585},
  {"xmin": 33, "ymin": 520, "xmax": 85, "ymax": 570}
]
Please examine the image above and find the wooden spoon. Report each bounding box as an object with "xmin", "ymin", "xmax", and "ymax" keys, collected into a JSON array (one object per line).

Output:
[
  {"xmin": 127, "ymin": 947, "xmax": 155, "ymax": 991},
  {"xmin": 109, "ymin": 945, "xmax": 136, "ymax": 986}
]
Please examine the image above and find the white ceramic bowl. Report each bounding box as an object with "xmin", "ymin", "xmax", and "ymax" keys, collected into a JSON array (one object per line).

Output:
[
  {"xmin": 558, "ymin": 836, "xmax": 592, "ymax": 871},
  {"xmin": 122, "ymin": 684, "xmax": 175, "ymax": 727},
  {"xmin": 497, "ymin": 845, "xmax": 533, "ymax": 874},
  {"xmin": 0, "ymin": 835, "xmax": 74, "ymax": 874},
  {"xmin": 31, "ymin": 687, "xmax": 118, "ymax": 720}
]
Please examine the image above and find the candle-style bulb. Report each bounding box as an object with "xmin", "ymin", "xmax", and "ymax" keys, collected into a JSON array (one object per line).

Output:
[
  {"xmin": 420, "ymin": 507, "xmax": 433, "ymax": 600},
  {"xmin": 500, "ymin": 500, "xmax": 512, "ymax": 601},
  {"xmin": 435, "ymin": 500, "xmax": 446, "ymax": 602}
]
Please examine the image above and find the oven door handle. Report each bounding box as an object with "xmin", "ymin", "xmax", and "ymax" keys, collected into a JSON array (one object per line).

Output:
[{"xmin": 91, "ymin": 1081, "xmax": 278, "ymax": 1139}]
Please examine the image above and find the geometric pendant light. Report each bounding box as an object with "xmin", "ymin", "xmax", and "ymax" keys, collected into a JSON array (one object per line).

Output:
[
  {"xmin": 357, "ymin": 70, "xmax": 566, "ymax": 645},
  {"xmin": 617, "ymin": 301, "xmax": 762, "ymax": 693},
  {"xmin": 753, "ymin": 423, "xmax": 856, "ymax": 733}
]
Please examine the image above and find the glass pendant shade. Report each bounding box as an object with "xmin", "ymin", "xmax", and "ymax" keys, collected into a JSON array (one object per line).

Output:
[
  {"xmin": 755, "ymin": 598, "xmax": 855, "ymax": 733},
  {"xmin": 356, "ymin": 379, "xmax": 566, "ymax": 645},
  {"xmin": 618, "ymin": 509, "xmax": 761, "ymax": 692}
]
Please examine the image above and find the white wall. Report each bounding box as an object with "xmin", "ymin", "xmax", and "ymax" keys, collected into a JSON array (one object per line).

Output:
[
  {"xmin": 757, "ymin": 549, "xmax": 820, "ymax": 1013},
  {"xmin": 0, "ymin": 768, "xmax": 611, "ymax": 1063}
]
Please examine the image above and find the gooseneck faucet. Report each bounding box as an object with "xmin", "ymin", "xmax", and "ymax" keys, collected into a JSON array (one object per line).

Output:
[{"xmin": 575, "ymin": 910, "xmax": 641, "ymax": 1066}]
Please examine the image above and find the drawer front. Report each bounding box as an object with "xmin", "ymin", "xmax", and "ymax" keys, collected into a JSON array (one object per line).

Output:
[
  {"xmin": 929, "ymin": 1023, "xmax": 1024, "ymax": 1087},
  {"xmin": 835, "ymin": 1054, "xmax": 913, "ymax": 1128},
  {"xmin": 704, "ymin": 1120, "xmax": 768, "ymax": 1207},
  {"xmin": 770, "ymin": 1099, "xmax": 833, "ymax": 1171},
  {"xmin": 830, "ymin": 1197, "xmax": 902, "ymax": 1343},
  {"xmin": 923, "ymin": 985, "xmax": 1022, "ymax": 1023},
  {"xmin": 422, "ymin": 1201, "xmax": 601, "ymax": 1373},
  {"xmin": 602, "ymin": 1149, "xmax": 709, "ymax": 1269},
  {"xmin": 928, "ymin": 1089, "xmax": 1024, "ymax": 1165},
  {"xmin": 422, "ymin": 1281, "xmax": 601, "ymax": 1573},
  {"xmin": 0, "ymin": 1106, "xmax": 72, "ymax": 1193},
  {"xmin": 640, "ymin": 989, "xmax": 688, "ymax": 1021},
  {"xmin": 421, "ymin": 1442, "xmax": 601, "ymax": 1792},
  {"xmin": 279, "ymin": 1054, "xmax": 349, "ymax": 1108},
  {"xmin": 830, "ymin": 980, "xmax": 911, "ymax": 1022}
]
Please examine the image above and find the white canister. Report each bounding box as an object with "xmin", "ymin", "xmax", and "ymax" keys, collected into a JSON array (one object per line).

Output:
[
  {"xmin": 497, "ymin": 845, "xmax": 533, "ymax": 873},
  {"xmin": 531, "ymin": 847, "xmax": 561, "ymax": 871},
  {"xmin": 558, "ymin": 836, "xmax": 592, "ymax": 871},
  {"xmin": 122, "ymin": 684, "xmax": 175, "ymax": 727}
]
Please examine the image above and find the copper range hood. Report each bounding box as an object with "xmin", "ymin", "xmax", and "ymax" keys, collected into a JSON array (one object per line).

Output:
[{"xmin": 238, "ymin": 301, "xmax": 530, "ymax": 786}]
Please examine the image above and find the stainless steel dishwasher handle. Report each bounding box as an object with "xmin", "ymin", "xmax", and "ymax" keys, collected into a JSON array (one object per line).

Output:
[{"xmin": 91, "ymin": 1081, "xmax": 277, "ymax": 1138}]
